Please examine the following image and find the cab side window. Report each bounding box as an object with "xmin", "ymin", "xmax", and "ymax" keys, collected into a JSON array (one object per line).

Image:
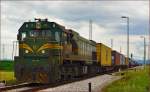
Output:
[
  {"xmin": 21, "ymin": 32, "xmax": 26, "ymax": 40},
  {"xmin": 30, "ymin": 31, "xmax": 34, "ymax": 37},
  {"xmin": 55, "ymin": 32, "xmax": 60, "ymax": 42}
]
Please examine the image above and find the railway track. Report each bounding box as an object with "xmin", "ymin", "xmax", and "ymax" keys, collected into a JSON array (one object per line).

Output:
[{"xmin": 0, "ymin": 83, "xmax": 43, "ymax": 92}]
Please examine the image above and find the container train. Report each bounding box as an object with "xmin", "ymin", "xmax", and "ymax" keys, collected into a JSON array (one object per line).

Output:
[{"xmin": 14, "ymin": 18, "xmax": 138, "ymax": 83}]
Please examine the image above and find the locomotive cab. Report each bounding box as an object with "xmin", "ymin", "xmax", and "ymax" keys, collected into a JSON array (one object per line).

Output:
[{"xmin": 15, "ymin": 19, "xmax": 66, "ymax": 83}]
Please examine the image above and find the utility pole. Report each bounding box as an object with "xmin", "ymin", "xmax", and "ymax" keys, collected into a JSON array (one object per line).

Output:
[
  {"xmin": 147, "ymin": 0, "xmax": 150, "ymax": 90},
  {"xmin": 120, "ymin": 46, "xmax": 122, "ymax": 53},
  {"xmin": 144, "ymin": 37, "xmax": 146, "ymax": 69},
  {"xmin": 2, "ymin": 44, "xmax": 5, "ymax": 60},
  {"xmin": 89, "ymin": 20, "xmax": 92, "ymax": 40},
  {"xmin": 121, "ymin": 16, "xmax": 130, "ymax": 80},
  {"xmin": 0, "ymin": 44, "xmax": 1, "ymax": 60},
  {"xmin": 131, "ymin": 53, "xmax": 133, "ymax": 61},
  {"xmin": 141, "ymin": 36, "xmax": 146, "ymax": 69},
  {"xmin": 12, "ymin": 41, "xmax": 15, "ymax": 60},
  {"xmin": 15, "ymin": 41, "xmax": 18, "ymax": 56},
  {"xmin": 111, "ymin": 39, "xmax": 113, "ymax": 49},
  {"xmin": 121, "ymin": 16, "xmax": 129, "ymax": 59},
  {"xmin": 12, "ymin": 41, "xmax": 18, "ymax": 60}
]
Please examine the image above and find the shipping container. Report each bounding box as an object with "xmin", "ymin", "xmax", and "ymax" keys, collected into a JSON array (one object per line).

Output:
[
  {"xmin": 96, "ymin": 43, "xmax": 112, "ymax": 66},
  {"xmin": 112, "ymin": 51, "xmax": 120, "ymax": 66},
  {"xmin": 120, "ymin": 54, "xmax": 126, "ymax": 65}
]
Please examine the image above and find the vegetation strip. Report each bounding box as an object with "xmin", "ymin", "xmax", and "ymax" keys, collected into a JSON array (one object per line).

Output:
[
  {"xmin": 0, "ymin": 60, "xmax": 14, "ymax": 71},
  {"xmin": 102, "ymin": 67, "xmax": 150, "ymax": 92}
]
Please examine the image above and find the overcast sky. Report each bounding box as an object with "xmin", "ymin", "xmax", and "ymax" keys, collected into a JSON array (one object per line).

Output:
[{"xmin": 0, "ymin": 1, "xmax": 149, "ymax": 60}]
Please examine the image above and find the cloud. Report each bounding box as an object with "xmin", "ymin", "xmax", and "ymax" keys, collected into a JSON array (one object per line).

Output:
[{"xmin": 0, "ymin": 1, "xmax": 149, "ymax": 60}]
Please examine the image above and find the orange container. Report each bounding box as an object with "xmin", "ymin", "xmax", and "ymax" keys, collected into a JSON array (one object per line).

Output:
[{"xmin": 112, "ymin": 51, "xmax": 120, "ymax": 66}]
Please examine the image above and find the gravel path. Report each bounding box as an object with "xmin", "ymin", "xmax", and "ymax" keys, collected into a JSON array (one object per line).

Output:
[{"xmin": 39, "ymin": 74, "xmax": 121, "ymax": 92}]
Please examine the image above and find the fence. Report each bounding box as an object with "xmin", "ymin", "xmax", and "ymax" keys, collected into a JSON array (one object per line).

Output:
[{"xmin": 0, "ymin": 42, "xmax": 18, "ymax": 60}]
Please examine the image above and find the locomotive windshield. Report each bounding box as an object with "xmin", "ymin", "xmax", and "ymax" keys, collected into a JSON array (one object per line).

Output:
[
  {"xmin": 29, "ymin": 30, "xmax": 51, "ymax": 37},
  {"xmin": 20, "ymin": 29, "xmax": 61, "ymax": 42},
  {"xmin": 28, "ymin": 30, "xmax": 60, "ymax": 42},
  {"xmin": 21, "ymin": 32, "xmax": 26, "ymax": 40},
  {"xmin": 30, "ymin": 30, "xmax": 39, "ymax": 37}
]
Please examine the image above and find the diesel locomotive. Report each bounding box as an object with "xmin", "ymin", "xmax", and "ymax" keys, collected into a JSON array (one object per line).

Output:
[{"xmin": 14, "ymin": 18, "xmax": 130, "ymax": 83}]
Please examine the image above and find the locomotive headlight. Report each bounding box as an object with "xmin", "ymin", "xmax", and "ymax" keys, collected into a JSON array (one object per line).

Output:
[
  {"xmin": 25, "ymin": 50, "xmax": 29, "ymax": 53},
  {"xmin": 41, "ymin": 50, "xmax": 45, "ymax": 54}
]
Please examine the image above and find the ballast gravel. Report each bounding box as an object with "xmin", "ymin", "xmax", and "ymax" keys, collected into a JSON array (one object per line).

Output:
[{"xmin": 39, "ymin": 74, "xmax": 121, "ymax": 92}]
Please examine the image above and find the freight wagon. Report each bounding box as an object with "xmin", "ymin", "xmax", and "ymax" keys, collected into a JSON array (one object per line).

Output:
[
  {"xmin": 129, "ymin": 59, "xmax": 139, "ymax": 68},
  {"xmin": 120, "ymin": 54, "xmax": 128, "ymax": 69},
  {"xmin": 111, "ymin": 51, "xmax": 128, "ymax": 71},
  {"xmin": 112, "ymin": 51, "xmax": 120, "ymax": 71},
  {"xmin": 96, "ymin": 43, "xmax": 113, "ymax": 72}
]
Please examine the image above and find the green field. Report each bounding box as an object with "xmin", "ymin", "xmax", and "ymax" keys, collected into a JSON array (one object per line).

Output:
[
  {"xmin": 103, "ymin": 67, "xmax": 150, "ymax": 92},
  {"xmin": 0, "ymin": 71, "xmax": 17, "ymax": 85},
  {"xmin": 0, "ymin": 71, "xmax": 15, "ymax": 81},
  {"xmin": 0, "ymin": 60, "xmax": 14, "ymax": 71}
]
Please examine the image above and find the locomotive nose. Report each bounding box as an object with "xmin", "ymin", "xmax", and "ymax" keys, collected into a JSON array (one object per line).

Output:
[{"xmin": 31, "ymin": 67, "xmax": 49, "ymax": 83}]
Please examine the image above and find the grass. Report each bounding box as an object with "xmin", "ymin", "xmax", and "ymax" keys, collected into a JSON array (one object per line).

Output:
[
  {"xmin": 0, "ymin": 71, "xmax": 15, "ymax": 81},
  {"xmin": 0, "ymin": 71, "xmax": 17, "ymax": 85},
  {"xmin": 0, "ymin": 60, "xmax": 14, "ymax": 71},
  {"xmin": 103, "ymin": 67, "xmax": 150, "ymax": 92}
]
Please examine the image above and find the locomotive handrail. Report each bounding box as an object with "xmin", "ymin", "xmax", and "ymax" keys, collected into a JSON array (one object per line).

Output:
[
  {"xmin": 47, "ymin": 41, "xmax": 63, "ymax": 63},
  {"xmin": 12, "ymin": 41, "xmax": 19, "ymax": 60},
  {"xmin": 47, "ymin": 41, "xmax": 63, "ymax": 43}
]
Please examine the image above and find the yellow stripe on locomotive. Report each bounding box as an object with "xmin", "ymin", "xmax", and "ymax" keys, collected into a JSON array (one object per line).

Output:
[
  {"xmin": 19, "ymin": 43, "xmax": 34, "ymax": 53},
  {"xmin": 37, "ymin": 43, "xmax": 63, "ymax": 52},
  {"xmin": 19, "ymin": 43, "xmax": 63, "ymax": 53}
]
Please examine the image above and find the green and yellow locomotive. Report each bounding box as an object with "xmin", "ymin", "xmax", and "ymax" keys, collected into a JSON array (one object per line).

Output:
[{"xmin": 14, "ymin": 18, "xmax": 97, "ymax": 83}]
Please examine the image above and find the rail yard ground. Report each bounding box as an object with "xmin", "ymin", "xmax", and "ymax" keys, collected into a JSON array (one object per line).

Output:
[{"xmin": 102, "ymin": 66, "xmax": 150, "ymax": 92}]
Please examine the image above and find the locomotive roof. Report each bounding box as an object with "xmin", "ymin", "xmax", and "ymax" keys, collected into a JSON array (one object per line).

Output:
[{"xmin": 18, "ymin": 21, "xmax": 66, "ymax": 31}]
